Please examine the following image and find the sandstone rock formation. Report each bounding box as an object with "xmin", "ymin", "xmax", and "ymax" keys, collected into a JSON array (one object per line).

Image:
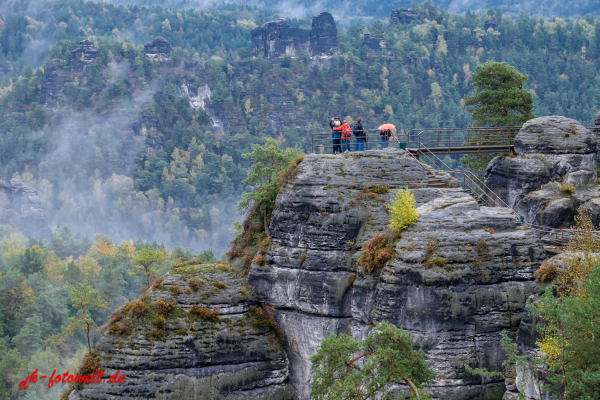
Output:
[
  {"xmin": 69, "ymin": 261, "xmax": 297, "ymax": 400},
  {"xmin": 251, "ymin": 13, "xmax": 337, "ymax": 59},
  {"xmin": 391, "ymin": 8, "xmax": 421, "ymax": 24},
  {"xmin": 248, "ymin": 148, "xmax": 545, "ymax": 399},
  {"xmin": 145, "ymin": 37, "xmax": 173, "ymax": 60},
  {"xmin": 0, "ymin": 179, "xmax": 52, "ymax": 239},
  {"xmin": 251, "ymin": 19, "xmax": 310, "ymax": 59},
  {"xmin": 70, "ymin": 39, "xmax": 98, "ymax": 73},
  {"xmin": 362, "ymin": 34, "xmax": 392, "ymax": 53},
  {"xmin": 484, "ymin": 21, "xmax": 499, "ymax": 30},
  {"xmin": 485, "ymin": 116, "xmax": 598, "ymax": 228},
  {"xmin": 309, "ymin": 13, "xmax": 338, "ymax": 58}
]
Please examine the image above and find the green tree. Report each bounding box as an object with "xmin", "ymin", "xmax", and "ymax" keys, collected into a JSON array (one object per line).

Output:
[
  {"xmin": 237, "ymin": 138, "xmax": 303, "ymax": 235},
  {"xmin": 130, "ymin": 247, "xmax": 167, "ymax": 287},
  {"xmin": 465, "ymin": 61, "xmax": 535, "ymax": 127},
  {"xmin": 310, "ymin": 321, "xmax": 435, "ymax": 400},
  {"xmin": 465, "ymin": 330, "xmax": 545, "ymax": 399},
  {"xmin": 49, "ymin": 280, "xmax": 106, "ymax": 354}
]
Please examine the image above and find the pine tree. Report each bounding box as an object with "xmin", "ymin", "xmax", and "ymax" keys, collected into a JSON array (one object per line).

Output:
[{"xmin": 465, "ymin": 61, "xmax": 535, "ymax": 127}]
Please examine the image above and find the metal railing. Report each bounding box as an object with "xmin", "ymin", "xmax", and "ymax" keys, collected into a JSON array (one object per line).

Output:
[
  {"xmin": 310, "ymin": 125, "xmax": 600, "ymax": 252},
  {"xmin": 402, "ymin": 127, "xmax": 521, "ymax": 154},
  {"xmin": 311, "ymin": 130, "xmax": 397, "ymax": 154}
]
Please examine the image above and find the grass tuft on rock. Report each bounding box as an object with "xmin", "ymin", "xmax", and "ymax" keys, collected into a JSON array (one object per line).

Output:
[
  {"xmin": 190, "ymin": 305, "xmax": 220, "ymax": 321},
  {"xmin": 359, "ymin": 234, "xmax": 394, "ymax": 273}
]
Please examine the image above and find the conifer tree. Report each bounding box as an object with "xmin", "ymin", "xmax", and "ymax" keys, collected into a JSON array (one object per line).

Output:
[{"xmin": 465, "ymin": 61, "xmax": 535, "ymax": 127}]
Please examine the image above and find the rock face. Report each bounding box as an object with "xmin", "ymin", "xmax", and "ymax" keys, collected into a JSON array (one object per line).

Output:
[
  {"xmin": 0, "ymin": 179, "xmax": 52, "ymax": 239},
  {"xmin": 145, "ymin": 37, "xmax": 173, "ymax": 60},
  {"xmin": 248, "ymin": 148, "xmax": 545, "ymax": 399},
  {"xmin": 391, "ymin": 8, "xmax": 420, "ymax": 24},
  {"xmin": 251, "ymin": 13, "xmax": 337, "ymax": 59},
  {"xmin": 70, "ymin": 39, "xmax": 98, "ymax": 73},
  {"xmin": 485, "ymin": 116, "xmax": 598, "ymax": 228},
  {"xmin": 362, "ymin": 34, "xmax": 392, "ymax": 53},
  {"xmin": 484, "ymin": 21, "xmax": 499, "ymax": 30},
  {"xmin": 70, "ymin": 261, "xmax": 297, "ymax": 400}
]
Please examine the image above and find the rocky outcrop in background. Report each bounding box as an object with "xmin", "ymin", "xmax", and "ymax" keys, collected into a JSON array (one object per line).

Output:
[
  {"xmin": 362, "ymin": 34, "xmax": 392, "ymax": 54},
  {"xmin": 0, "ymin": 179, "xmax": 52, "ymax": 239},
  {"xmin": 144, "ymin": 36, "xmax": 173, "ymax": 60},
  {"xmin": 252, "ymin": 13, "xmax": 338, "ymax": 59},
  {"xmin": 485, "ymin": 115, "xmax": 599, "ymax": 228},
  {"xmin": 391, "ymin": 8, "xmax": 421, "ymax": 24},
  {"xmin": 70, "ymin": 39, "xmax": 98, "ymax": 73},
  {"xmin": 248, "ymin": 149, "xmax": 545, "ymax": 399},
  {"xmin": 70, "ymin": 261, "xmax": 296, "ymax": 400}
]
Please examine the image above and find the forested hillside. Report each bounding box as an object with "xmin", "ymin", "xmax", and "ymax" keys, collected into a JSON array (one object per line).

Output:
[{"xmin": 3, "ymin": 1, "xmax": 600, "ymax": 253}]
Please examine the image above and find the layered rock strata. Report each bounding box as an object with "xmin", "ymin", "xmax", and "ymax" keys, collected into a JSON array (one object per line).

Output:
[
  {"xmin": 70, "ymin": 39, "xmax": 98, "ymax": 73},
  {"xmin": 0, "ymin": 179, "xmax": 52, "ymax": 239},
  {"xmin": 485, "ymin": 116, "xmax": 598, "ymax": 228},
  {"xmin": 391, "ymin": 8, "xmax": 421, "ymax": 24},
  {"xmin": 251, "ymin": 13, "xmax": 337, "ymax": 59},
  {"xmin": 363, "ymin": 34, "xmax": 392, "ymax": 53},
  {"xmin": 70, "ymin": 261, "xmax": 296, "ymax": 400},
  {"xmin": 248, "ymin": 148, "xmax": 545, "ymax": 399},
  {"xmin": 145, "ymin": 37, "xmax": 173, "ymax": 60}
]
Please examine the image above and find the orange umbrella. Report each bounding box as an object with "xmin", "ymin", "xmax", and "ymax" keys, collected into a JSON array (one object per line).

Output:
[{"xmin": 378, "ymin": 123, "xmax": 396, "ymax": 130}]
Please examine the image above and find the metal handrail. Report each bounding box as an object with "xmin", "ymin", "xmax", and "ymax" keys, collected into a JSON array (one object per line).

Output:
[{"xmin": 310, "ymin": 125, "xmax": 600, "ymax": 251}]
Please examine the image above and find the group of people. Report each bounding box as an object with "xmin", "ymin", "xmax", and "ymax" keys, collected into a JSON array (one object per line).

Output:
[{"xmin": 329, "ymin": 117, "xmax": 393, "ymax": 154}]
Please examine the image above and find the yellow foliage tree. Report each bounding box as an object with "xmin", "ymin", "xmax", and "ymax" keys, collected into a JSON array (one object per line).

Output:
[{"xmin": 386, "ymin": 188, "xmax": 418, "ymax": 233}]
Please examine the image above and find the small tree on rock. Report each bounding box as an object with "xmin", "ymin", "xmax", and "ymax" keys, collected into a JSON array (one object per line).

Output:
[
  {"xmin": 238, "ymin": 138, "xmax": 303, "ymax": 235},
  {"xmin": 131, "ymin": 247, "xmax": 167, "ymax": 287},
  {"xmin": 310, "ymin": 320, "xmax": 435, "ymax": 399}
]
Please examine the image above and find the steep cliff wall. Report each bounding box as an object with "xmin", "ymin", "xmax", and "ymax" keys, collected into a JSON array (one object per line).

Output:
[
  {"xmin": 0, "ymin": 179, "xmax": 52, "ymax": 239},
  {"xmin": 69, "ymin": 261, "xmax": 297, "ymax": 400},
  {"xmin": 248, "ymin": 148, "xmax": 545, "ymax": 399}
]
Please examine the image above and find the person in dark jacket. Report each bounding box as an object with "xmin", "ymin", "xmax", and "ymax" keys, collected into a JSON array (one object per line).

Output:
[
  {"xmin": 380, "ymin": 129, "xmax": 391, "ymax": 148},
  {"xmin": 352, "ymin": 118, "xmax": 365, "ymax": 151},
  {"xmin": 330, "ymin": 117, "xmax": 342, "ymax": 154}
]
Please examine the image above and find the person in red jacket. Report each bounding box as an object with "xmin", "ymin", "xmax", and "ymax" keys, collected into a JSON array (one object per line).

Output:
[{"xmin": 341, "ymin": 120, "xmax": 352, "ymax": 152}]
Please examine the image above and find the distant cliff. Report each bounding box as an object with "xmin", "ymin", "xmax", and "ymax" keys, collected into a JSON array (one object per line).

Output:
[
  {"xmin": 0, "ymin": 179, "xmax": 52, "ymax": 239},
  {"xmin": 251, "ymin": 12, "xmax": 338, "ymax": 59}
]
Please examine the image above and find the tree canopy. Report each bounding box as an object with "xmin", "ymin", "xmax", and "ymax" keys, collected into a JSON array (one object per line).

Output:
[
  {"xmin": 465, "ymin": 61, "xmax": 536, "ymax": 127},
  {"xmin": 310, "ymin": 321, "xmax": 436, "ymax": 400}
]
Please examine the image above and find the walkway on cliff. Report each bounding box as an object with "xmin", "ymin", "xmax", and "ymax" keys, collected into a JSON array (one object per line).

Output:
[{"xmin": 312, "ymin": 125, "xmax": 600, "ymax": 254}]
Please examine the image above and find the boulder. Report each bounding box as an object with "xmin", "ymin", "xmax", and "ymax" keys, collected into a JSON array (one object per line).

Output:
[
  {"xmin": 485, "ymin": 156, "xmax": 550, "ymax": 208},
  {"xmin": 485, "ymin": 115, "xmax": 600, "ymax": 230},
  {"xmin": 514, "ymin": 116, "xmax": 596, "ymax": 154},
  {"xmin": 248, "ymin": 148, "xmax": 545, "ymax": 399},
  {"xmin": 70, "ymin": 261, "xmax": 297, "ymax": 400},
  {"xmin": 0, "ymin": 179, "xmax": 52, "ymax": 239}
]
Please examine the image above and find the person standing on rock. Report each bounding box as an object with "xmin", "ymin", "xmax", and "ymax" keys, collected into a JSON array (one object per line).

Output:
[
  {"xmin": 380, "ymin": 128, "xmax": 391, "ymax": 148},
  {"xmin": 330, "ymin": 117, "xmax": 342, "ymax": 154},
  {"xmin": 341, "ymin": 120, "xmax": 352, "ymax": 152},
  {"xmin": 352, "ymin": 118, "xmax": 365, "ymax": 151}
]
